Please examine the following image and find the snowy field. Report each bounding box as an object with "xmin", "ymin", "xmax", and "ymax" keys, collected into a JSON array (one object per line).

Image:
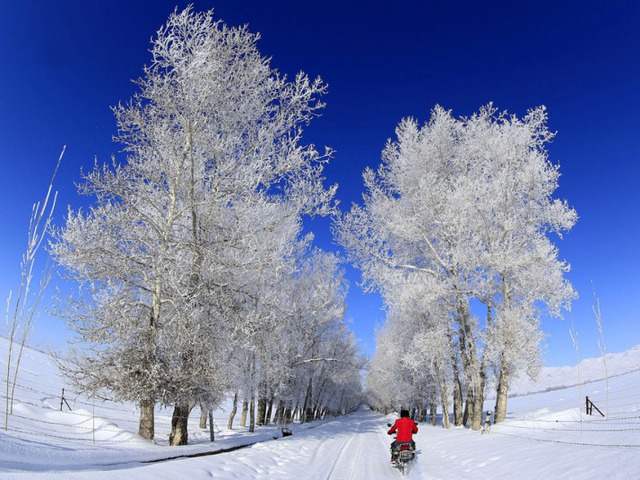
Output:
[{"xmin": 2, "ymin": 337, "xmax": 639, "ymax": 479}]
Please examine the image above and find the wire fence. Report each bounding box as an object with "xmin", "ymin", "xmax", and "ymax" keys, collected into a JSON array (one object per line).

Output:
[
  {"xmin": 1, "ymin": 368, "xmax": 240, "ymax": 445},
  {"xmin": 489, "ymin": 430, "xmax": 640, "ymax": 448},
  {"xmin": 4, "ymin": 354, "xmax": 640, "ymax": 449},
  {"xmin": 486, "ymin": 377, "xmax": 640, "ymax": 448}
]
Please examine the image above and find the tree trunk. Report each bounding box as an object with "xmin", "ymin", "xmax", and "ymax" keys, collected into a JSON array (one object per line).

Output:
[
  {"xmin": 257, "ymin": 381, "xmax": 267, "ymax": 426},
  {"xmin": 441, "ymin": 396, "xmax": 451, "ymax": 429},
  {"xmin": 462, "ymin": 393, "xmax": 470, "ymax": 427},
  {"xmin": 470, "ymin": 302, "xmax": 492, "ymax": 428},
  {"xmin": 138, "ymin": 397, "xmax": 155, "ymax": 440},
  {"xmin": 471, "ymin": 349, "xmax": 488, "ymax": 430},
  {"xmin": 240, "ymin": 399, "xmax": 248, "ymax": 427},
  {"xmin": 314, "ymin": 377, "xmax": 329, "ymax": 421},
  {"xmin": 257, "ymin": 397, "xmax": 266, "ymax": 426},
  {"xmin": 284, "ymin": 405, "xmax": 293, "ymax": 424},
  {"xmin": 449, "ymin": 330, "xmax": 464, "ymax": 427},
  {"xmin": 199, "ymin": 405, "xmax": 208, "ymax": 429},
  {"xmin": 138, "ymin": 295, "xmax": 160, "ymax": 441},
  {"xmin": 493, "ymin": 282, "xmax": 510, "ymax": 424},
  {"xmin": 228, "ymin": 392, "xmax": 238, "ymax": 430},
  {"xmin": 249, "ymin": 395, "xmax": 256, "ymax": 433},
  {"xmin": 302, "ymin": 377, "xmax": 313, "ymax": 423},
  {"xmin": 274, "ymin": 399, "xmax": 285, "ymax": 425},
  {"xmin": 265, "ymin": 395, "xmax": 274, "ymax": 425},
  {"xmin": 419, "ymin": 405, "xmax": 428, "ymax": 423},
  {"xmin": 494, "ymin": 354, "xmax": 510, "ymax": 423},
  {"xmin": 466, "ymin": 382, "xmax": 481, "ymax": 429},
  {"xmin": 169, "ymin": 403, "xmax": 193, "ymax": 446},
  {"xmin": 427, "ymin": 403, "xmax": 436, "ymax": 425},
  {"xmin": 457, "ymin": 296, "xmax": 483, "ymax": 430},
  {"xmin": 435, "ymin": 366, "xmax": 451, "ymax": 429}
]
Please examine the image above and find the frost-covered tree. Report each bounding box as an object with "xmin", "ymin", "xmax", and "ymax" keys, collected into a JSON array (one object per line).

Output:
[
  {"xmin": 365, "ymin": 318, "xmax": 417, "ymax": 414},
  {"xmin": 462, "ymin": 105, "xmax": 577, "ymax": 422},
  {"xmin": 223, "ymin": 246, "xmax": 364, "ymax": 429},
  {"xmin": 338, "ymin": 104, "xmax": 576, "ymax": 429},
  {"xmin": 273, "ymin": 248, "xmax": 359, "ymax": 423},
  {"xmin": 52, "ymin": 6, "xmax": 335, "ymax": 444}
]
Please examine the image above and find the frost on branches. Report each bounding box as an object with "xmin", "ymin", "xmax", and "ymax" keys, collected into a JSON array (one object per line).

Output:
[
  {"xmin": 51, "ymin": 7, "xmax": 361, "ymax": 445},
  {"xmin": 336, "ymin": 104, "xmax": 577, "ymax": 429}
]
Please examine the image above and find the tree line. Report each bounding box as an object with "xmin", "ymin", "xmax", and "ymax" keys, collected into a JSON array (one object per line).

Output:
[
  {"xmin": 335, "ymin": 105, "xmax": 576, "ymax": 429},
  {"xmin": 50, "ymin": 7, "xmax": 364, "ymax": 446},
  {"xmin": 45, "ymin": 6, "xmax": 576, "ymax": 444}
]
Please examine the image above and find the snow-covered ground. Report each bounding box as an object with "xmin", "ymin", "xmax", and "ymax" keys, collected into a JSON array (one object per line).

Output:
[{"xmin": 2, "ymin": 337, "xmax": 639, "ymax": 479}]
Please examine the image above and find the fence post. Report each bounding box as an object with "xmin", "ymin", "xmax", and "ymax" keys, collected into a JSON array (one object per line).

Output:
[
  {"xmin": 60, "ymin": 388, "xmax": 72, "ymax": 411},
  {"xmin": 585, "ymin": 396, "xmax": 604, "ymax": 417}
]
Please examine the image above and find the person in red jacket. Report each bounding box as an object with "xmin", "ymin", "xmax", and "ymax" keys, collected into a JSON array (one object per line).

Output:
[{"xmin": 387, "ymin": 409, "xmax": 418, "ymax": 462}]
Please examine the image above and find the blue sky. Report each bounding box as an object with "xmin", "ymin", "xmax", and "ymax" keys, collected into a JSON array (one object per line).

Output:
[{"xmin": 1, "ymin": 0, "xmax": 639, "ymax": 367}]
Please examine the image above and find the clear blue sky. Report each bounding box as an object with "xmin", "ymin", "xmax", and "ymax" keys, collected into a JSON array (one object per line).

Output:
[{"xmin": 1, "ymin": 0, "xmax": 639, "ymax": 367}]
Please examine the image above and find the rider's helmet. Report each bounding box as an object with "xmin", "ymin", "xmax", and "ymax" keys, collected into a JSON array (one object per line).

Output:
[{"xmin": 400, "ymin": 409, "xmax": 410, "ymax": 418}]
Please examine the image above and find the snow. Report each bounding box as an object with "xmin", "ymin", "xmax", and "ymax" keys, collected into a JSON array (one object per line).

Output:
[
  {"xmin": 507, "ymin": 345, "xmax": 640, "ymax": 396},
  {"xmin": 2, "ymin": 337, "xmax": 639, "ymax": 479}
]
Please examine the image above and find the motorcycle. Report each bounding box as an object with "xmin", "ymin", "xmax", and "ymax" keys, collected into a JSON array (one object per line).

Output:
[{"xmin": 387, "ymin": 423, "xmax": 416, "ymax": 475}]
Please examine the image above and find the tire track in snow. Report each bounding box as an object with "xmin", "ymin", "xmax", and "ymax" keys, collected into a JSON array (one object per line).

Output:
[
  {"xmin": 323, "ymin": 433, "xmax": 356, "ymax": 480},
  {"xmin": 345, "ymin": 428, "xmax": 365, "ymax": 480},
  {"xmin": 323, "ymin": 411, "xmax": 392, "ymax": 480},
  {"xmin": 324, "ymin": 420, "xmax": 367, "ymax": 480}
]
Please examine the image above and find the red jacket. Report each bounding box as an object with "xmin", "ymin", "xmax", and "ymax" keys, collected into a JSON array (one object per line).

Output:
[{"xmin": 387, "ymin": 417, "xmax": 418, "ymax": 442}]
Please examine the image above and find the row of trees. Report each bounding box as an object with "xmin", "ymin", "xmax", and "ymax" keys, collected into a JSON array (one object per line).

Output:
[
  {"xmin": 51, "ymin": 7, "xmax": 363, "ymax": 445},
  {"xmin": 47, "ymin": 6, "xmax": 576, "ymax": 440},
  {"xmin": 336, "ymin": 105, "xmax": 577, "ymax": 429}
]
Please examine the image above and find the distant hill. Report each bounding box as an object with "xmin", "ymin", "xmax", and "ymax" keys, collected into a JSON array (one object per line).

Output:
[{"xmin": 507, "ymin": 345, "xmax": 640, "ymax": 397}]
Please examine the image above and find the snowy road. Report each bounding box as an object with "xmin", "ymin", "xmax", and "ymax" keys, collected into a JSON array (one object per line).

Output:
[{"xmin": 210, "ymin": 408, "xmax": 402, "ymax": 479}]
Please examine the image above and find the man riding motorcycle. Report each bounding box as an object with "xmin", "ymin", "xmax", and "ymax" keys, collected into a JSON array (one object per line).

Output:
[{"xmin": 387, "ymin": 409, "xmax": 418, "ymax": 462}]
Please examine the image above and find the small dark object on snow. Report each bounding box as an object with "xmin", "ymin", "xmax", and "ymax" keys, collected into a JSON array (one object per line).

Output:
[{"xmin": 281, "ymin": 427, "xmax": 293, "ymax": 437}]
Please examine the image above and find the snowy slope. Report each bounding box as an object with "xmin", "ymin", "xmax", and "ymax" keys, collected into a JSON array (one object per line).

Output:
[
  {"xmin": 1, "ymin": 337, "xmax": 639, "ymax": 479},
  {"xmin": 508, "ymin": 345, "xmax": 640, "ymax": 396}
]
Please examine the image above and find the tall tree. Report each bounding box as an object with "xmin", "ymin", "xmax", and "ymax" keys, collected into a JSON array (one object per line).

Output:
[
  {"xmin": 52, "ymin": 6, "xmax": 335, "ymax": 444},
  {"xmin": 338, "ymin": 104, "xmax": 576, "ymax": 429}
]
